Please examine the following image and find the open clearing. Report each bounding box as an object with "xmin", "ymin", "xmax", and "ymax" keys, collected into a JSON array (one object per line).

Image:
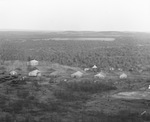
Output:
[{"xmin": 112, "ymin": 91, "xmax": 150, "ymax": 100}]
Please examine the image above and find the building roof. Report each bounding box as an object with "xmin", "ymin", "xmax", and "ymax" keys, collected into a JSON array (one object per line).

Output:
[
  {"xmin": 92, "ymin": 65, "xmax": 97, "ymax": 68},
  {"xmin": 84, "ymin": 68, "xmax": 90, "ymax": 71},
  {"xmin": 10, "ymin": 70, "xmax": 18, "ymax": 76},
  {"xmin": 95, "ymin": 72, "xmax": 106, "ymax": 78},
  {"xmin": 71, "ymin": 71, "xmax": 83, "ymax": 77},
  {"xmin": 119, "ymin": 73, "xmax": 127, "ymax": 78},
  {"xmin": 28, "ymin": 69, "xmax": 41, "ymax": 76},
  {"xmin": 28, "ymin": 59, "xmax": 39, "ymax": 66},
  {"xmin": 120, "ymin": 73, "xmax": 127, "ymax": 76}
]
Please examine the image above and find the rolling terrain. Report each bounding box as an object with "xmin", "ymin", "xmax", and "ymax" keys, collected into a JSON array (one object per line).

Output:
[{"xmin": 0, "ymin": 31, "xmax": 150, "ymax": 122}]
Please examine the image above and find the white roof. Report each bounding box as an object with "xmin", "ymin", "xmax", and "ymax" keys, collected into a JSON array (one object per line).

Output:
[
  {"xmin": 10, "ymin": 70, "xmax": 18, "ymax": 75},
  {"xmin": 29, "ymin": 60, "xmax": 39, "ymax": 66},
  {"xmin": 92, "ymin": 65, "xmax": 97, "ymax": 68},
  {"xmin": 84, "ymin": 68, "xmax": 90, "ymax": 71},
  {"xmin": 94, "ymin": 72, "xmax": 106, "ymax": 78},
  {"xmin": 30, "ymin": 59, "xmax": 38, "ymax": 62},
  {"xmin": 119, "ymin": 73, "xmax": 127, "ymax": 78},
  {"xmin": 28, "ymin": 69, "xmax": 41, "ymax": 76},
  {"xmin": 71, "ymin": 71, "xmax": 83, "ymax": 77}
]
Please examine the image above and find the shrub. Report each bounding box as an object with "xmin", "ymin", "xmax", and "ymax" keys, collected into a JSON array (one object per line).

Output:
[
  {"xmin": 17, "ymin": 90, "xmax": 29, "ymax": 99},
  {"xmin": 59, "ymin": 80, "xmax": 117, "ymax": 94},
  {"xmin": 53, "ymin": 89, "xmax": 89, "ymax": 102},
  {"xmin": 77, "ymin": 110, "xmax": 143, "ymax": 122}
]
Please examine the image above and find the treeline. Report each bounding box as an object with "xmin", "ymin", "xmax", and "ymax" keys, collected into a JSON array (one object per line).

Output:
[
  {"xmin": 0, "ymin": 42, "xmax": 26, "ymax": 61},
  {"xmin": 30, "ymin": 46, "xmax": 150, "ymax": 71},
  {"xmin": 1, "ymin": 40, "xmax": 150, "ymax": 71}
]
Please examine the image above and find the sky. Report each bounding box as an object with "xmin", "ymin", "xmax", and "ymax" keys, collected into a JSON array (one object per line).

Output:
[{"xmin": 0, "ymin": 0, "xmax": 150, "ymax": 32}]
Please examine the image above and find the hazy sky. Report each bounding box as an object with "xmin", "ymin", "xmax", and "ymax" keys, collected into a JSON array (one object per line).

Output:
[{"xmin": 0, "ymin": 0, "xmax": 150, "ymax": 32}]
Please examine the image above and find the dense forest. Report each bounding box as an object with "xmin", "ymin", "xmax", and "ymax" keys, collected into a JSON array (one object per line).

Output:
[{"xmin": 0, "ymin": 31, "xmax": 150, "ymax": 71}]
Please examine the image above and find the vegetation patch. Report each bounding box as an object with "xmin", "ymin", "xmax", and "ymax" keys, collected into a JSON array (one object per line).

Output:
[
  {"xmin": 54, "ymin": 89, "xmax": 89, "ymax": 102},
  {"xmin": 58, "ymin": 80, "xmax": 117, "ymax": 94},
  {"xmin": 76, "ymin": 110, "xmax": 143, "ymax": 122}
]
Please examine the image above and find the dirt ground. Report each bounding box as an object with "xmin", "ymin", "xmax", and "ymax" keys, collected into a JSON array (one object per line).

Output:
[{"xmin": 1, "ymin": 62, "xmax": 150, "ymax": 121}]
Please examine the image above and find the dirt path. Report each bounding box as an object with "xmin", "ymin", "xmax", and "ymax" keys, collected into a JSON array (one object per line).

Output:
[
  {"xmin": 111, "ymin": 90, "xmax": 150, "ymax": 100},
  {"xmin": 85, "ymin": 88, "xmax": 150, "ymax": 115}
]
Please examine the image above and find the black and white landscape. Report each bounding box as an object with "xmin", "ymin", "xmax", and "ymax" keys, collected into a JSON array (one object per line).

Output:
[
  {"xmin": 0, "ymin": 0, "xmax": 150, "ymax": 122},
  {"xmin": 0, "ymin": 31, "xmax": 150, "ymax": 122}
]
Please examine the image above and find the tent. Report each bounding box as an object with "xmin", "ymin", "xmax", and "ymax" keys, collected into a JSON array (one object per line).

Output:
[
  {"xmin": 28, "ymin": 69, "xmax": 41, "ymax": 77},
  {"xmin": 27, "ymin": 60, "xmax": 39, "ymax": 67},
  {"xmin": 92, "ymin": 65, "xmax": 97, "ymax": 69},
  {"xmin": 84, "ymin": 68, "xmax": 90, "ymax": 71},
  {"xmin": 94, "ymin": 72, "xmax": 106, "ymax": 79},
  {"xmin": 71, "ymin": 71, "xmax": 83, "ymax": 78},
  {"xmin": 10, "ymin": 70, "xmax": 18, "ymax": 76},
  {"xmin": 119, "ymin": 73, "xmax": 127, "ymax": 79}
]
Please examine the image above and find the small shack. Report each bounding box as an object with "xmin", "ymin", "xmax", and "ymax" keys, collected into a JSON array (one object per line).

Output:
[
  {"xmin": 119, "ymin": 73, "xmax": 127, "ymax": 79},
  {"xmin": 27, "ymin": 59, "xmax": 39, "ymax": 67},
  {"xmin": 94, "ymin": 72, "xmax": 106, "ymax": 79},
  {"xmin": 28, "ymin": 69, "xmax": 41, "ymax": 77},
  {"xmin": 84, "ymin": 68, "xmax": 90, "ymax": 71},
  {"xmin": 10, "ymin": 70, "xmax": 18, "ymax": 76},
  {"xmin": 71, "ymin": 71, "xmax": 83, "ymax": 78},
  {"xmin": 92, "ymin": 65, "xmax": 98, "ymax": 72},
  {"xmin": 92, "ymin": 65, "xmax": 97, "ymax": 69}
]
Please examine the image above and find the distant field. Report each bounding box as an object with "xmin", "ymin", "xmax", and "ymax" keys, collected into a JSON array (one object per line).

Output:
[
  {"xmin": 31, "ymin": 37, "xmax": 115, "ymax": 41},
  {"xmin": 50, "ymin": 38, "xmax": 115, "ymax": 41}
]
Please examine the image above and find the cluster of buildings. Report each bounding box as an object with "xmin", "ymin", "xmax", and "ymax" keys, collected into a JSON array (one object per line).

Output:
[
  {"xmin": 9, "ymin": 59, "xmax": 41, "ymax": 77},
  {"xmin": 9, "ymin": 61, "xmax": 128, "ymax": 80},
  {"xmin": 71, "ymin": 65, "xmax": 127, "ymax": 79},
  {"xmin": 7, "ymin": 60, "xmax": 150, "ymax": 90}
]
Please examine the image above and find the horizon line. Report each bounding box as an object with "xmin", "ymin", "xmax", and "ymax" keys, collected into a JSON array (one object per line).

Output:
[{"xmin": 0, "ymin": 29, "xmax": 150, "ymax": 33}]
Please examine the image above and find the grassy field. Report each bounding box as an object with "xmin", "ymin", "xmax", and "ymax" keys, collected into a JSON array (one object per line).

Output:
[{"xmin": 0, "ymin": 60, "xmax": 149, "ymax": 122}]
